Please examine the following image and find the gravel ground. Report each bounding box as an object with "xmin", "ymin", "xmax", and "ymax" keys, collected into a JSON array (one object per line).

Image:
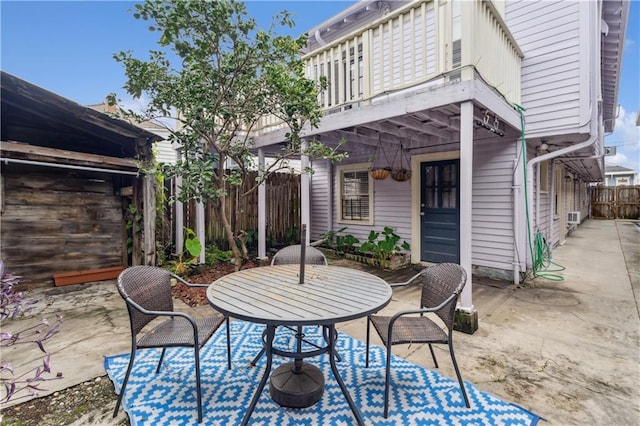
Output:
[{"xmin": 0, "ymin": 376, "xmax": 126, "ymax": 426}]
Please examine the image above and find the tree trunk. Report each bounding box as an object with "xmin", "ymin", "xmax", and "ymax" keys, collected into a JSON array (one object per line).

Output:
[{"xmin": 220, "ymin": 191, "xmax": 243, "ymax": 271}]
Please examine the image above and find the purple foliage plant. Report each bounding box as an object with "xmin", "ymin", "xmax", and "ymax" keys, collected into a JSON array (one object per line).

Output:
[{"xmin": 0, "ymin": 260, "xmax": 64, "ymax": 404}]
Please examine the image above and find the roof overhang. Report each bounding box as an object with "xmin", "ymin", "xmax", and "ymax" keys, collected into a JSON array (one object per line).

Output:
[{"xmin": 601, "ymin": 0, "xmax": 630, "ymax": 133}]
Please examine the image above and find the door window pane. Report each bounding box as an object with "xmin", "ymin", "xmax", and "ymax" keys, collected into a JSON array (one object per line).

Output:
[
  {"xmin": 424, "ymin": 166, "xmax": 437, "ymax": 207},
  {"xmin": 441, "ymin": 164, "xmax": 457, "ymax": 208}
]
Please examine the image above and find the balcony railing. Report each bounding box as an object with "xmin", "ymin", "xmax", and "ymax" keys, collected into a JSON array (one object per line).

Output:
[{"xmin": 254, "ymin": 0, "xmax": 522, "ymax": 136}]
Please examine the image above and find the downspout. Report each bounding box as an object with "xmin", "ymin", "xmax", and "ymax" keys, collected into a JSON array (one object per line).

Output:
[
  {"xmin": 547, "ymin": 158, "xmax": 556, "ymax": 254},
  {"xmin": 525, "ymin": 104, "xmax": 600, "ymax": 267},
  {"xmin": 512, "ymin": 148, "xmax": 522, "ymax": 285}
]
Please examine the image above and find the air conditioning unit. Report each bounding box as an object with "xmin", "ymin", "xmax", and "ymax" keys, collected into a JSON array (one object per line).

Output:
[{"xmin": 567, "ymin": 211, "xmax": 581, "ymax": 224}]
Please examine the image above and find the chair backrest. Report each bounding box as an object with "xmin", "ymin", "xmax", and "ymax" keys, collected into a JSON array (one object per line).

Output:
[
  {"xmin": 117, "ymin": 266, "xmax": 175, "ymax": 336},
  {"xmin": 271, "ymin": 244, "xmax": 328, "ymax": 266},
  {"xmin": 420, "ymin": 263, "xmax": 467, "ymax": 327}
]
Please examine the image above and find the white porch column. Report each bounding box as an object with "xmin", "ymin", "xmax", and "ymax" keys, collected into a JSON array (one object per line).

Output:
[
  {"xmin": 300, "ymin": 140, "xmax": 311, "ymax": 244},
  {"xmin": 196, "ymin": 201, "xmax": 205, "ymax": 264},
  {"xmin": 459, "ymin": 101, "xmax": 475, "ymax": 313},
  {"xmin": 175, "ymin": 149, "xmax": 184, "ymax": 255},
  {"xmin": 257, "ymin": 148, "xmax": 267, "ymax": 260}
]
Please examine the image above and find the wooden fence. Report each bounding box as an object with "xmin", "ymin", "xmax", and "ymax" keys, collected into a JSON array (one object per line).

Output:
[
  {"xmin": 591, "ymin": 185, "xmax": 640, "ymax": 219},
  {"xmin": 159, "ymin": 171, "xmax": 301, "ymax": 254}
]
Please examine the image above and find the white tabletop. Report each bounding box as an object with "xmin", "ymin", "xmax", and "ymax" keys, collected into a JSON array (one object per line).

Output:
[{"xmin": 206, "ymin": 264, "xmax": 392, "ymax": 326}]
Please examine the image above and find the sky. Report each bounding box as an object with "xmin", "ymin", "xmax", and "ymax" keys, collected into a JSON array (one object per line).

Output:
[{"xmin": 1, "ymin": 0, "xmax": 638, "ymax": 172}]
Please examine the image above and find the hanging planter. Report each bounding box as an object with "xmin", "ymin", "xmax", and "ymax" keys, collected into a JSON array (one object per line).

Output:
[
  {"xmin": 390, "ymin": 142, "xmax": 412, "ymax": 182},
  {"xmin": 370, "ymin": 167, "xmax": 392, "ymax": 180},
  {"xmin": 391, "ymin": 168, "xmax": 411, "ymax": 182},
  {"xmin": 369, "ymin": 134, "xmax": 392, "ymax": 180}
]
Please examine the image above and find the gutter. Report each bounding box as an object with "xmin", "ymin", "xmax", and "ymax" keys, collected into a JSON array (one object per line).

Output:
[{"xmin": 2, "ymin": 157, "xmax": 139, "ymax": 176}]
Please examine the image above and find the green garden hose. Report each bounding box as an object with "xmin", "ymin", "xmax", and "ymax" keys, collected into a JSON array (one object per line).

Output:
[{"xmin": 514, "ymin": 103, "xmax": 565, "ymax": 282}]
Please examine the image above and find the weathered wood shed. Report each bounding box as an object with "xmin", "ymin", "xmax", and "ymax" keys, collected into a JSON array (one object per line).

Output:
[{"xmin": 1, "ymin": 71, "xmax": 160, "ymax": 287}]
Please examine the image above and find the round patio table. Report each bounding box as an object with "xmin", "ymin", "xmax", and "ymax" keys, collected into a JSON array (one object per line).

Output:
[{"xmin": 206, "ymin": 264, "xmax": 392, "ymax": 426}]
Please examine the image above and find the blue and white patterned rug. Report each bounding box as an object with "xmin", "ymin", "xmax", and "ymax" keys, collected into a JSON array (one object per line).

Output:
[{"xmin": 105, "ymin": 320, "xmax": 540, "ymax": 425}]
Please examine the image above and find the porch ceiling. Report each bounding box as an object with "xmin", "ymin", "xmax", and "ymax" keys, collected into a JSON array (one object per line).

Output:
[{"xmin": 254, "ymin": 77, "xmax": 522, "ymax": 158}]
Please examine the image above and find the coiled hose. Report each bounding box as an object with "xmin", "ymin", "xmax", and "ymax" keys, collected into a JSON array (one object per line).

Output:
[
  {"xmin": 514, "ymin": 103, "xmax": 565, "ymax": 282},
  {"xmin": 531, "ymin": 232, "xmax": 565, "ymax": 281}
]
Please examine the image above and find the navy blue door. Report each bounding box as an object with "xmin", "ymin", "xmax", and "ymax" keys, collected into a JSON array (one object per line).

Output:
[{"xmin": 420, "ymin": 160, "xmax": 460, "ymax": 263}]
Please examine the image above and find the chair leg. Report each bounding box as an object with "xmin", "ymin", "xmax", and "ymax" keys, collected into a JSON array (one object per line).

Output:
[
  {"xmin": 383, "ymin": 340, "xmax": 393, "ymax": 418},
  {"xmin": 226, "ymin": 317, "xmax": 231, "ymax": 370},
  {"xmin": 249, "ymin": 347, "xmax": 265, "ymax": 366},
  {"xmin": 428, "ymin": 343, "xmax": 439, "ymax": 368},
  {"xmin": 156, "ymin": 348, "xmax": 167, "ymax": 374},
  {"xmin": 113, "ymin": 349, "xmax": 136, "ymax": 418},
  {"xmin": 365, "ymin": 317, "xmax": 370, "ymax": 368},
  {"xmin": 448, "ymin": 340, "xmax": 470, "ymax": 408},
  {"xmin": 194, "ymin": 346, "xmax": 203, "ymax": 423}
]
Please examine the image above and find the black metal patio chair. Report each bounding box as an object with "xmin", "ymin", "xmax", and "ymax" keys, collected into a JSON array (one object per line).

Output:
[
  {"xmin": 365, "ymin": 262, "xmax": 471, "ymax": 417},
  {"xmin": 114, "ymin": 265, "xmax": 231, "ymax": 423}
]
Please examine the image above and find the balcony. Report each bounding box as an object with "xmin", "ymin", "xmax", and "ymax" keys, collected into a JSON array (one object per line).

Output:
[{"xmin": 255, "ymin": 0, "xmax": 523, "ymax": 136}]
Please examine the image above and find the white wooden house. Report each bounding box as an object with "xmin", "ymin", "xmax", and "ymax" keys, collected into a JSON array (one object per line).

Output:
[
  {"xmin": 247, "ymin": 0, "xmax": 628, "ymax": 328},
  {"xmin": 88, "ymin": 98, "xmax": 177, "ymax": 164},
  {"xmin": 604, "ymin": 164, "xmax": 638, "ymax": 186}
]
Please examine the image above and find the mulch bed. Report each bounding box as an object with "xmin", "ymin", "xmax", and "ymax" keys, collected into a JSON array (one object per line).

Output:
[{"xmin": 171, "ymin": 260, "xmax": 259, "ymax": 306}]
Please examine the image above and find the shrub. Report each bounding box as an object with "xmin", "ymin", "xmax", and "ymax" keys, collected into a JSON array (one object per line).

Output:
[{"xmin": 358, "ymin": 226, "xmax": 410, "ymax": 265}]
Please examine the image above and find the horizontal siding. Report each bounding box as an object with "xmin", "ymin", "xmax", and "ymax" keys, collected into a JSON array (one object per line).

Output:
[
  {"xmin": 506, "ymin": 0, "xmax": 583, "ymax": 135},
  {"xmin": 310, "ymin": 160, "xmax": 331, "ymax": 242},
  {"xmin": 154, "ymin": 141, "xmax": 177, "ymax": 164},
  {"xmin": 373, "ymin": 177, "xmax": 412, "ymax": 236},
  {"xmin": 471, "ymin": 138, "xmax": 517, "ymax": 272},
  {"xmin": 328, "ymin": 157, "xmax": 412, "ymax": 249}
]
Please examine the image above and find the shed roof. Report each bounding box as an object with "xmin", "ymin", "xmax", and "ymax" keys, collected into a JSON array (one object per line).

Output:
[{"xmin": 1, "ymin": 71, "xmax": 160, "ymax": 160}]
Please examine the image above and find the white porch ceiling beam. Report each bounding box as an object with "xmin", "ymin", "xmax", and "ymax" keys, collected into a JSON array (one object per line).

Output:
[
  {"xmin": 254, "ymin": 78, "xmax": 521, "ymax": 148},
  {"xmin": 385, "ymin": 115, "xmax": 453, "ymax": 139},
  {"xmin": 412, "ymin": 110, "xmax": 460, "ymax": 132}
]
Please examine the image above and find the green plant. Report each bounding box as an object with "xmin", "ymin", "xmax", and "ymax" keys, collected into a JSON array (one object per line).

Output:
[
  {"xmin": 319, "ymin": 227, "xmax": 359, "ymax": 254},
  {"xmin": 243, "ymin": 230, "xmax": 259, "ymax": 251},
  {"xmin": 319, "ymin": 227, "xmax": 345, "ymax": 247},
  {"xmin": 124, "ymin": 204, "xmax": 142, "ymax": 256},
  {"xmin": 205, "ymin": 245, "xmax": 234, "ymax": 263},
  {"xmin": 284, "ymin": 226, "xmax": 300, "ymax": 245},
  {"xmin": 358, "ymin": 226, "xmax": 410, "ymax": 266},
  {"xmin": 169, "ymin": 228, "xmax": 202, "ymax": 275},
  {"xmin": 336, "ymin": 234, "xmax": 359, "ymax": 254},
  {"xmin": 184, "ymin": 228, "xmax": 202, "ymax": 258}
]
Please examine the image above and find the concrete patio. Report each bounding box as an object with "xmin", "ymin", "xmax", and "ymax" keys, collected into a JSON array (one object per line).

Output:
[{"xmin": 2, "ymin": 219, "xmax": 638, "ymax": 425}]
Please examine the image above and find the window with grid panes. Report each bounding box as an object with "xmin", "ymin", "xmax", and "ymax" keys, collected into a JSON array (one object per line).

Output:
[{"xmin": 338, "ymin": 167, "xmax": 372, "ymax": 223}]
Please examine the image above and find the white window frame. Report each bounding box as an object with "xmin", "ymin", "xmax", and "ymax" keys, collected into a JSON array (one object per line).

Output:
[{"xmin": 336, "ymin": 162, "xmax": 374, "ymax": 225}]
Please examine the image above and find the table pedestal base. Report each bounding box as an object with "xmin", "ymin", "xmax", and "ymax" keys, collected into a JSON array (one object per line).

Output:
[{"xmin": 270, "ymin": 362, "xmax": 324, "ymax": 408}]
